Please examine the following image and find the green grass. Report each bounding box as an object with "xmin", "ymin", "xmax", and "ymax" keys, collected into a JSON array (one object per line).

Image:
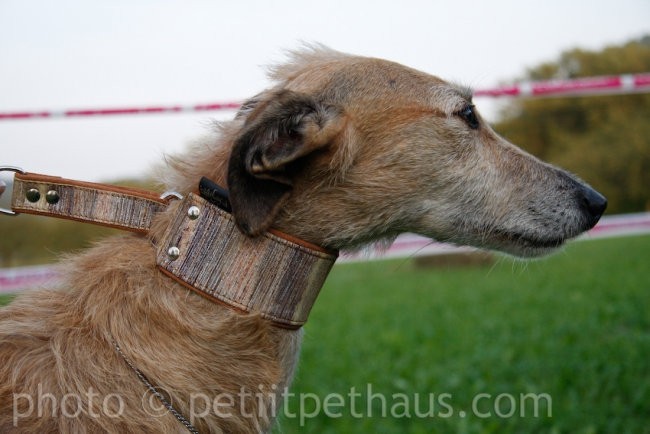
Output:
[
  {"xmin": 276, "ymin": 235, "xmax": 650, "ymax": 434},
  {"xmin": 2, "ymin": 236, "xmax": 649, "ymax": 433}
]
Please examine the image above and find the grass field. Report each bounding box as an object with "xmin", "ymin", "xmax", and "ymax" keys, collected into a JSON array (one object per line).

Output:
[
  {"xmin": 1, "ymin": 235, "xmax": 649, "ymax": 433},
  {"xmin": 275, "ymin": 235, "xmax": 650, "ymax": 434}
]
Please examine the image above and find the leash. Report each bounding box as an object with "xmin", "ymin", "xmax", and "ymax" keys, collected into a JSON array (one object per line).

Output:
[
  {"xmin": 5, "ymin": 169, "xmax": 169, "ymax": 230},
  {"xmin": 113, "ymin": 340, "xmax": 201, "ymax": 434}
]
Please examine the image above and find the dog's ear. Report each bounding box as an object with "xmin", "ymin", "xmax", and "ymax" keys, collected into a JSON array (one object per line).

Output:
[{"xmin": 227, "ymin": 90, "xmax": 345, "ymax": 236}]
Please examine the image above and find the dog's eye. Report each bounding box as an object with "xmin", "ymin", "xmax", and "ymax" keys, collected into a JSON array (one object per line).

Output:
[{"xmin": 457, "ymin": 104, "xmax": 479, "ymax": 129}]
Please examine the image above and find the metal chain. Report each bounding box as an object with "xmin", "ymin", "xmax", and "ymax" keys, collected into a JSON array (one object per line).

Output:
[{"xmin": 112, "ymin": 340, "xmax": 201, "ymax": 434}]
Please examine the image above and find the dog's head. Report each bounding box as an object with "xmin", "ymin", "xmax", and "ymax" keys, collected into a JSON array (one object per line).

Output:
[{"xmin": 198, "ymin": 46, "xmax": 606, "ymax": 257}]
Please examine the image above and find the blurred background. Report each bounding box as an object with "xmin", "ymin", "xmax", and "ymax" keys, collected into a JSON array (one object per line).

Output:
[
  {"xmin": 1, "ymin": 0, "xmax": 649, "ymax": 184},
  {"xmin": 1, "ymin": 1, "xmax": 649, "ymax": 433}
]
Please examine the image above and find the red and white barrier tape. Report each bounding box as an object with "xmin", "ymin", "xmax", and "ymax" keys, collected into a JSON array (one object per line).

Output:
[
  {"xmin": 1, "ymin": 73, "xmax": 649, "ymax": 121},
  {"xmin": 0, "ymin": 102, "xmax": 242, "ymax": 120},
  {"xmin": 474, "ymin": 72, "xmax": 650, "ymax": 98},
  {"xmin": 2, "ymin": 212, "xmax": 649, "ymax": 293},
  {"xmin": 0, "ymin": 264, "xmax": 61, "ymax": 294}
]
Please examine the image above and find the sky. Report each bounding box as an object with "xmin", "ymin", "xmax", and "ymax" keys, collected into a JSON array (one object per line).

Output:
[{"xmin": 0, "ymin": 0, "xmax": 649, "ymax": 183}]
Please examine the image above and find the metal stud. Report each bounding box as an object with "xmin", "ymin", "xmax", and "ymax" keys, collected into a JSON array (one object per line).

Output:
[
  {"xmin": 167, "ymin": 246, "xmax": 180, "ymax": 260},
  {"xmin": 45, "ymin": 190, "xmax": 60, "ymax": 204},
  {"xmin": 187, "ymin": 206, "xmax": 200, "ymax": 220},
  {"xmin": 26, "ymin": 188, "xmax": 41, "ymax": 203}
]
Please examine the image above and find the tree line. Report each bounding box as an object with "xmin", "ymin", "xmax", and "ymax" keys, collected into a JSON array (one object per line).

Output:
[{"xmin": 494, "ymin": 35, "xmax": 650, "ymax": 213}]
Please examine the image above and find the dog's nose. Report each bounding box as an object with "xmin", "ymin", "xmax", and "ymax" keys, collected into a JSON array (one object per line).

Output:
[{"xmin": 580, "ymin": 185, "xmax": 607, "ymax": 229}]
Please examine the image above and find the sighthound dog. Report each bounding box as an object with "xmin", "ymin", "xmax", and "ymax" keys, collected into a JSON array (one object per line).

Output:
[{"xmin": 0, "ymin": 45, "xmax": 606, "ymax": 433}]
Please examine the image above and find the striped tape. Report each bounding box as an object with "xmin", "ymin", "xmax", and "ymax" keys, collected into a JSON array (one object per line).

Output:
[{"xmin": 1, "ymin": 73, "xmax": 649, "ymax": 121}]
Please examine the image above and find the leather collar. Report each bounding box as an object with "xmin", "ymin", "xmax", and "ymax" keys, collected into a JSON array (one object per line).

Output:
[{"xmin": 8, "ymin": 170, "xmax": 337, "ymax": 328}]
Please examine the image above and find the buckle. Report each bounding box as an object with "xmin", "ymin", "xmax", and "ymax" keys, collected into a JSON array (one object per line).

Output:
[{"xmin": 0, "ymin": 166, "xmax": 25, "ymax": 215}]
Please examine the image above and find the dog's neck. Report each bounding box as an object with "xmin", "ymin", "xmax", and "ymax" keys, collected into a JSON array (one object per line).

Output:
[
  {"xmin": 156, "ymin": 193, "xmax": 337, "ymax": 328},
  {"xmin": 10, "ymin": 170, "xmax": 338, "ymax": 328}
]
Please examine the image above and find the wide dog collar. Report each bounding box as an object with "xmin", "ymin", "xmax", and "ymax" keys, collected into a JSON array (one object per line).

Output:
[{"xmin": 4, "ymin": 168, "xmax": 337, "ymax": 328}]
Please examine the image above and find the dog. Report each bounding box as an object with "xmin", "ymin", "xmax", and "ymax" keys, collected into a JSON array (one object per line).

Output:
[{"xmin": 0, "ymin": 45, "xmax": 606, "ymax": 433}]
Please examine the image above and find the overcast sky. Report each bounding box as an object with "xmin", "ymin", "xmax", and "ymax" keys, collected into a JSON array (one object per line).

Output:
[{"xmin": 1, "ymin": 0, "xmax": 649, "ymax": 183}]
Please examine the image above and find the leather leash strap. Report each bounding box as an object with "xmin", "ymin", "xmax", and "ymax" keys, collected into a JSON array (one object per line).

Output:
[
  {"xmin": 8, "ymin": 172, "xmax": 337, "ymax": 328},
  {"xmin": 11, "ymin": 172, "xmax": 167, "ymax": 233}
]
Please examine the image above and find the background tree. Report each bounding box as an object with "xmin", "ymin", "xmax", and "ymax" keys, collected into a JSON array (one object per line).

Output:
[{"xmin": 494, "ymin": 35, "xmax": 650, "ymax": 213}]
